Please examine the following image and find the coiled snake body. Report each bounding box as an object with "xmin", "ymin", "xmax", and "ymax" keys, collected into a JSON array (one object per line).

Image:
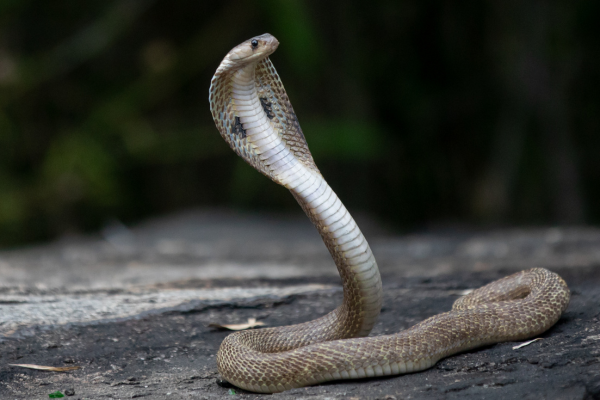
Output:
[{"xmin": 209, "ymin": 34, "xmax": 570, "ymax": 393}]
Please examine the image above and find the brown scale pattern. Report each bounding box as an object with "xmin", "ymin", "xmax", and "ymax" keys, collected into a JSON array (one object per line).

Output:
[
  {"xmin": 209, "ymin": 34, "xmax": 571, "ymax": 394},
  {"xmin": 255, "ymin": 58, "xmax": 320, "ymax": 175},
  {"xmin": 217, "ymin": 269, "xmax": 569, "ymax": 393}
]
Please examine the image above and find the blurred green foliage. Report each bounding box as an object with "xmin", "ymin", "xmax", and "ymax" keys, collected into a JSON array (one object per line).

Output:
[{"xmin": 0, "ymin": 0, "xmax": 599, "ymax": 246}]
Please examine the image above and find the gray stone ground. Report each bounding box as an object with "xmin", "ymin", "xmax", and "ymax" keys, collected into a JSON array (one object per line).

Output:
[{"xmin": 1, "ymin": 209, "xmax": 599, "ymax": 399}]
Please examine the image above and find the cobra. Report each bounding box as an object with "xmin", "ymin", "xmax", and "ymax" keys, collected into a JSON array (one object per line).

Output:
[{"xmin": 208, "ymin": 33, "xmax": 570, "ymax": 394}]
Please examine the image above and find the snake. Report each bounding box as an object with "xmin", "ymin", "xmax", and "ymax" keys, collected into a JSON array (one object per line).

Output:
[{"xmin": 208, "ymin": 33, "xmax": 571, "ymax": 394}]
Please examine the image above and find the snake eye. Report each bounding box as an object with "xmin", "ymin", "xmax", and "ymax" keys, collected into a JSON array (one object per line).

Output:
[{"xmin": 251, "ymin": 39, "xmax": 258, "ymax": 48}]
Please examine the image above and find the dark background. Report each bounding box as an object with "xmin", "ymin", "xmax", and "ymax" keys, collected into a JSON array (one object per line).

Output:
[{"xmin": 0, "ymin": 0, "xmax": 598, "ymax": 246}]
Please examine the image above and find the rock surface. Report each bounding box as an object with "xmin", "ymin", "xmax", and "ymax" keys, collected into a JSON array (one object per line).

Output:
[{"xmin": 1, "ymin": 209, "xmax": 599, "ymax": 399}]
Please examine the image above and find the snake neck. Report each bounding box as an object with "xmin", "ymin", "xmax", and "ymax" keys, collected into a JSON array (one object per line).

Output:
[{"xmin": 230, "ymin": 63, "xmax": 382, "ymax": 339}]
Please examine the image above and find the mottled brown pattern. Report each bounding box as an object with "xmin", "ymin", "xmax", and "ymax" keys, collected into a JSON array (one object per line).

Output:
[
  {"xmin": 255, "ymin": 58, "xmax": 320, "ymax": 175},
  {"xmin": 209, "ymin": 34, "xmax": 571, "ymax": 394},
  {"xmin": 216, "ymin": 269, "xmax": 569, "ymax": 393}
]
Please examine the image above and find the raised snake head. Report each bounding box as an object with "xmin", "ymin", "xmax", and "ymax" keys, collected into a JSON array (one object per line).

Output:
[{"xmin": 215, "ymin": 33, "xmax": 279, "ymax": 75}]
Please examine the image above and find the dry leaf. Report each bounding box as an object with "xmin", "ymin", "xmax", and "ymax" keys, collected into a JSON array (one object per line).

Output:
[
  {"xmin": 8, "ymin": 364, "xmax": 80, "ymax": 372},
  {"xmin": 512, "ymin": 338, "xmax": 542, "ymax": 350},
  {"xmin": 208, "ymin": 317, "xmax": 265, "ymax": 331}
]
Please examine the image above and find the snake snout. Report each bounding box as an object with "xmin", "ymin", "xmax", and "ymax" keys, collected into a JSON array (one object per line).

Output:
[{"xmin": 261, "ymin": 33, "xmax": 279, "ymax": 51}]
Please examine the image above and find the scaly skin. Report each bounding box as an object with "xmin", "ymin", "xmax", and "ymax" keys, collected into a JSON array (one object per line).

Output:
[{"xmin": 208, "ymin": 33, "xmax": 570, "ymax": 393}]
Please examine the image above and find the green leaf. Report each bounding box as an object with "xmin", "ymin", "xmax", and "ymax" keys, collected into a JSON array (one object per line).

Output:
[
  {"xmin": 228, "ymin": 388, "xmax": 236, "ymax": 395},
  {"xmin": 49, "ymin": 391, "xmax": 65, "ymax": 398}
]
